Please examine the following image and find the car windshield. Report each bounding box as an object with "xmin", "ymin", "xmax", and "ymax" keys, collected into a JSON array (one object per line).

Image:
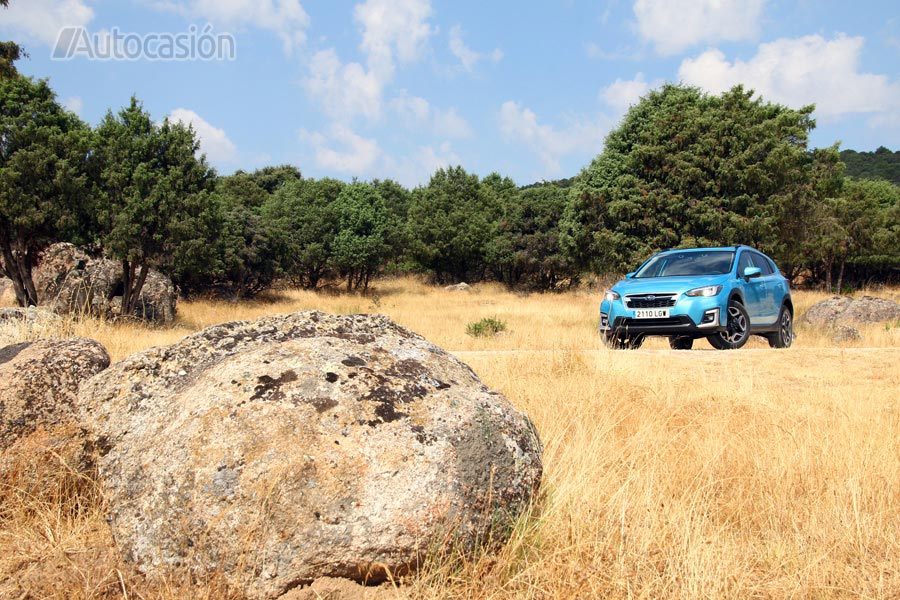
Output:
[{"xmin": 634, "ymin": 250, "xmax": 735, "ymax": 278}]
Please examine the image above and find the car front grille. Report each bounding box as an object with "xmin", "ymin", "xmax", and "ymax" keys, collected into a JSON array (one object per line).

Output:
[{"xmin": 625, "ymin": 293, "xmax": 677, "ymax": 309}]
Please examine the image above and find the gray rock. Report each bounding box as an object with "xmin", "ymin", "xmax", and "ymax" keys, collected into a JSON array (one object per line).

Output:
[
  {"xmin": 444, "ymin": 282, "xmax": 471, "ymax": 292},
  {"xmin": 78, "ymin": 311, "xmax": 543, "ymax": 600},
  {"xmin": 832, "ymin": 325, "xmax": 862, "ymax": 343},
  {"xmin": 0, "ymin": 337, "xmax": 110, "ymax": 449},
  {"xmin": 801, "ymin": 295, "xmax": 900, "ymax": 327},
  {"xmin": 33, "ymin": 242, "xmax": 177, "ymax": 323}
]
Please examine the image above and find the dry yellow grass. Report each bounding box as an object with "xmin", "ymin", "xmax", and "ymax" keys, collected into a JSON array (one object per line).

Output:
[{"xmin": 2, "ymin": 278, "xmax": 900, "ymax": 599}]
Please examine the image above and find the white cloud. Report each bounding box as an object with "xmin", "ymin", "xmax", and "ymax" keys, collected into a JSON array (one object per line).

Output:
[
  {"xmin": 354, "ymin": 0, "xmax": 434, "ymax": 78},
  {"xmin": 499, "ymin": 101, "xmax": 611, "ymax": 175},
  {"xmin": 0, "ymin": 0, "xmax": 93, "ymax": 47},
  {"xmin": 390, "ymin": 91, "xmax": 473, "ymax": 139},
  {"xmin": 304, "ymin": 49, "xmax": 384, "ymax": 122},
  {"xmin": 678, "ymin": 34, "xmax": 900, "ymax": 118},
  {"xmin": 156, "ymin": 0, "xmax": 310, "ymax": 54},
  {"xmin": 416, "ymin": 142, "xmax": 461, "ymax": 176},
  {"xmin": 633, "ymin": 0, "xmax": 765, "ymax": 56},
  {"xmin": 303, "ymin": 0, "xmax": 435, "ymax": 124},
  {"xmin": 600, "ymin": 73, "xmax": 654, "ymax": 112},
  {"xmin": 390, "ymin": 92, "xmax": 431, "ymax": 122},
  {"xmin": 63, "ymin": 96, "xmax": 84, "ymax": 115},
  {"xmin": 300, "ymin": 124, "xmax": 380, "ymax": 173},
  {"xmin": 169, "ymin": 108, "xmax": 238, "ymax": 164},
  {"xmin": 432, "ymin": 107, "xmax": 473, "ymax": 139},
  {"xmin": 380, "ymin": 141, "xmax": 461, "ymax": 187},
  {"xmin": 448, "ymin": 24, "xmax": 502, "ymax": 72}
]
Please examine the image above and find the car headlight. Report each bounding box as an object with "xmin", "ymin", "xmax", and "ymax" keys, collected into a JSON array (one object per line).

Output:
[
  {"xmin": 604, "ymin": 290, "xmax": 620, "ymax": 302},
  {"xmin": 685, "ymin": 285, "xmax": 723, "ymax": 297}
]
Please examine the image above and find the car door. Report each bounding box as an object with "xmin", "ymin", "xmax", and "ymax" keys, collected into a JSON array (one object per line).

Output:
[
  {"xmin": 751, "ymin": 252, "xmax": 779, "ymax": 323},
  {"xmin": 736, "ymin": 251, "xmax": 765, "ymax": 323}
]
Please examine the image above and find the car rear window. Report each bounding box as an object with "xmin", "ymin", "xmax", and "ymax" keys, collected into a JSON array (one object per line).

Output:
[{"xmin": 634, "ymin": 250, "xmax": 735, "ymax": 278}]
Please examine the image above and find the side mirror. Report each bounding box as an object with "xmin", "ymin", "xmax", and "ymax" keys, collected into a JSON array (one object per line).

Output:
[
  {"xmin": 743, "ymin": 266, "xmax": 762, "ymax": 280},
  {"xmin": 625, "ymin": 272, "xmax": 635, "ymax": 279}
]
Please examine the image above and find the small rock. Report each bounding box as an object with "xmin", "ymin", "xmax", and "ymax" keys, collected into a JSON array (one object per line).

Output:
[
  {"xmin": 832, "ymin": 325, "xmax": 862, "ymax": 343},
  {"xmin": 0, "ymin": 337, "xmax": 110, "ymax": 449},
  {"xmin": 278, "ymin": 577, "xmax": 406, "ymax": 600}
]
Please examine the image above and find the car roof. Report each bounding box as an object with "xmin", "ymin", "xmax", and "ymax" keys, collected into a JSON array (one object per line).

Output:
[{"xmin": 656, "ymin": 246, "xmax": 745, "ymax": 254}]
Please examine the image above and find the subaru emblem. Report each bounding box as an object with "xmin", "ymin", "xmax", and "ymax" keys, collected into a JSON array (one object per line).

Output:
[{"xmin": 647, "ymin": 295, "xmax": 656, "ymax": 301}]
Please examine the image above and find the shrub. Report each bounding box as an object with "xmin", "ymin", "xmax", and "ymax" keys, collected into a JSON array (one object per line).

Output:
[{"xmin": 466, "ymin": 317, "xmax": 507, "ymax": 338}]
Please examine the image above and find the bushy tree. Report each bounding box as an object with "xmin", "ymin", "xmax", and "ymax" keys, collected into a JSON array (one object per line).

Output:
[
  {"xmin": 562, "ymin": 84, "xmax": 825, "ymax": 276},
  {"xmin": 330, "ymin": 182, "xmax": 390, "ymax": 291},
  {"xmin": 0, "ymin": 75, "xmax": 91, "ymax": 306},
  {"xmin": 264, "ymin": 177, "xmax": 344, "ymax": 289},
  {"xmin": 407, "ymin": 166, "xmax": 498, "ymax": 283},
  {"xmin": 93, "ymin": 97, "xmax": 216, "ymax": 315},
  {"xmin": 487, "ymin": 181, "xmax": 576, "ymax": 288}
]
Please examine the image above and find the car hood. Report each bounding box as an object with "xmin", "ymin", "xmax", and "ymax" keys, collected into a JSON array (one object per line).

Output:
[{"xmin": 612, "ymin": 274, "xmax": 729, "ymax": 295}]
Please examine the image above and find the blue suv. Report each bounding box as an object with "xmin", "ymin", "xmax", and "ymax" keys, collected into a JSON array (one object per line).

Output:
[{"xmin": 599, "ymin": 246, "xmax": 794, "ymax": 350}]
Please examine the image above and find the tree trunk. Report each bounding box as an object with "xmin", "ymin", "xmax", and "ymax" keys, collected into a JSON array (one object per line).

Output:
[
  {"xmin": 836, "ymin": 260, "xmax": 845, "ymax": 295},
  {"xmin": 0, "ymin": 236, "xmax": 39, "ymax": 307},
  {"xmin": 825, "ymin": 259, "xmax": 833, "ymax": 294},
  {"xmin": 119, "ymin": 260, "xmax": 149, "ymax": 319}
]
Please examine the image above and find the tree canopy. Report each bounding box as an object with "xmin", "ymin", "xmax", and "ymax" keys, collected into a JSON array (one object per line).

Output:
[
  {"xmin": 0, "ymin": 75, "xmax": 90, "ymax": 305},
  {"xmin": 93, "ymin": 97, "xmax": 216, "ymax": 314}
]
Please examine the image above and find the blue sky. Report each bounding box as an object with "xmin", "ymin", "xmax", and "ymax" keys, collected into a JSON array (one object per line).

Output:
[{"xmin": 3, "ymin": 1, "xmax": 899, "ymax": 187}]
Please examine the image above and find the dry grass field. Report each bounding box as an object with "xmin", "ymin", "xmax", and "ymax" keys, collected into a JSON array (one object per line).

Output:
[{"xmin": 2, "ymin": 278, "xmax": 900, "ymax": 599}]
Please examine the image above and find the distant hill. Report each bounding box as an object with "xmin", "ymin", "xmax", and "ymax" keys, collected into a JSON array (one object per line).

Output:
[{"xmin": 840, "ymin": 147, "xmax": 900, "ymax": 186}]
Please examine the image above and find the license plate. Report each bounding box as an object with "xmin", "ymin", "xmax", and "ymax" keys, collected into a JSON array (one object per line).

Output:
[{"xmin": 634, "ymin": 308, "xmax": 669, "ymax": 319}]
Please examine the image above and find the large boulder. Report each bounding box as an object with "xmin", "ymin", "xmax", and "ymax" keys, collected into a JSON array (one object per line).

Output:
[
  {"xmin": 34, "ymin": 242, "xmax": 177, "ymax": 323},
  {"xmin": 801, "ymin": 295, "xmax": 900, "ymax": 327},
  {"xmin": 0, "ymin": 337, "xmax": 110, "ymax": 449},
  {"xmin": 79, "ymin": 311, "xmax": 543, "ymax": 600}
]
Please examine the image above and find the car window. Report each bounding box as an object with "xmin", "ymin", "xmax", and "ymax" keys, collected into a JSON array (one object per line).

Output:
[
  {"xmin": 752, "ymin": 252, "xmax": 774, "ymax": 275},
  {"xmin": 634, "ymin": 250, "xmax": 734, "ymax": 278},
  {"xmin": 737, "ymin": 252, "xmax": 754, "ymax": 275}
]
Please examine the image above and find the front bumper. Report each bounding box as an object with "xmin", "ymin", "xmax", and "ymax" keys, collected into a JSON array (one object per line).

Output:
[{"xmin": 599, "ymin": 295, "xmax": 724, "ymax": 337}]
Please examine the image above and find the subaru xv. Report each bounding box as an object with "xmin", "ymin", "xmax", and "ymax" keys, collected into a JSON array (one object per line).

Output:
[{"xmin": 599, "ymin": 245, "xmax": 794, "ymax": 350}]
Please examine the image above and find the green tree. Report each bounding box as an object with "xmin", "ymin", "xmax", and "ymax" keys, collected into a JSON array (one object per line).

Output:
[
  {"xmin": 488, "ymin": 181, "xmax": 576, "ymax": 288},
  {"xmin": 330, "ymin": 182, "xmax": 390, "ymax": 292},
  {"xmin": 0, "ymin": 75, "xmax": 91, "ymax": 306},
  {"xmin": 562, "ymin": 84, "xmax": 825, "ymax": 277},
  {"xmin": 264, "ymin": 177, "xmax": 345, "ymax": 289},
  {"xmin": 94, "ymin": 97, "xmax": 216, "ymax": 316},
  {"xmin": 244, "ymin": 164, "xmax": 302, "ymax": 195},
  {"xmin": 212, "ymin": 174, "xmax": 280, "ymax": 298},
  {"xmin": 840, "ymin": 147, "xmax": 900, "ymax": 186},
  {"xmin": 818, "ymin": 178, "xmax": 900, "ymax": 290},
  {"xmin": 407, "ymin": 166, "xmax": 498, "ymax": 283},
  {"xmin": 0, "ymin": 0, "xmax": 25, "ymax": 81}
]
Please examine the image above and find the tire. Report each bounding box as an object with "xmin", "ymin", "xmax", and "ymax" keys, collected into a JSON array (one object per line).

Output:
[
  {"xmin": 668, "ymin": 336, "xmax": 694, "ymax": 350},
  {"xmin": 603, "ymin": 333, "xmax": 645, "ymax": 350},
  {"xmin": 708, "ymin": 299, "xmax": 751, "ymax": 350},
  {"xmin": 766, "ymin": 305, "xmax": 794, "ymax": 348}
]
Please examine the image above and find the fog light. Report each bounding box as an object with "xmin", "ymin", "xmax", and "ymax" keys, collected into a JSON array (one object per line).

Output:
[
  {"xmin": 700, "ymin": 309, "xmax": 718, "ymax": 326},
  {"xmin": 600, "ymin": 313, "xmax": 609, "ymax": 329}
]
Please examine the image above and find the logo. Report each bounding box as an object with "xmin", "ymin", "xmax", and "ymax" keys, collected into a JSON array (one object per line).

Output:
[{"xmin": 52, "ymin": 25, "xmax": 236, "ymax": 62}]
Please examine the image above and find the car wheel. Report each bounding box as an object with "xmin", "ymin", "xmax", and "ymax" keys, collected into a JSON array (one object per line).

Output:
[
  {"xmin": 708, "ymin": 300, "xmax": 750, "ymax": 350},
  {"xmin": 767, "ymin": 305, "xmax": 794, "ymax": 349},
  {"xmin": 668, "ymin": 336, "xmax": 694, "ymax": 350},
  {"xmin": 603, "ymin": 333, "xmax": 645, "ymax": 350}
]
